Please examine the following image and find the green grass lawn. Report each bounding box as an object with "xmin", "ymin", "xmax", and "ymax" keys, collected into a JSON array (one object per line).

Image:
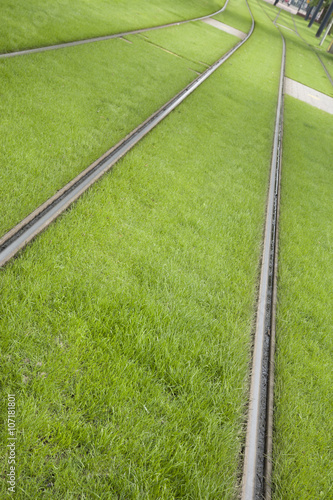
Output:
[
  {"xmin": 283, "ymin": 27, "xmax": 333, "ymax": 96},
  {"xmin": 0, "ymin": 0, "xmax": 286, "ymax": 496},
  {"xmin": 276, "ymin": 11, "xmax": 297, "ymax": 32},
  {"xmin": 292, "ymin": 12, "xmax": 333, "ymax": 81},
  {"xmin": 0, "ymin": 0, "xmax": 225, "ymax": 54},
  {"xmin": 214, "ymin": 0, "xmax": 254, "ymax": 32},
  {"xmin": 273, "ymin": 97, "xmax": 333, "ymax": 498},
  {"xmin": 319, "ymin": 49, "xmax": 333, "ymax": 79},
  {"xmin": 277, "ymin": 9, "xmax": 333, "ymax": 95},
  {"xmin": 136, "ymin": 20, "xmax": 239, "ymax": 70},
  {"xmin": 259, "ymin": 2, "xmax": 333, "ymax": 95},
  {"xmin": 292, "ymin": 10, "xmax": 333, "ymax": 55},
  {"xmin": 0, "ymin": 21, "xmax": 237, "ymax": 238}
]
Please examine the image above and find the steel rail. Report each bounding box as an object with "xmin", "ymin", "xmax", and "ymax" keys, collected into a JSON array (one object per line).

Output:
[
  {"xmin": 0, "ymin": 2, "xmax": 255, "ymax": 268},
  {"xmin": 241, "ymin": 6, "xmax": 330, "ymax": 498},
  {"xmin": 241, "ymin": 13, "xmax": 285, "ymax": 500},
  {"xmin": 264, "ymin": 139, "xmax": 281, "ymax": 500},
  {"xmin": 0, "ymin": 2, "xmax": 231, "ymax": 60}
]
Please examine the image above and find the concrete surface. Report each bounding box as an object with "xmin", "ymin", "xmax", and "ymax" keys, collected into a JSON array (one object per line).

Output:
[
  {"xmin": 202, "ymin": 18, "xmax": 247, "ymax": 40},
  {"xmin": 284, "ymin": 77, "xmax": 333, "ymax": 114}
]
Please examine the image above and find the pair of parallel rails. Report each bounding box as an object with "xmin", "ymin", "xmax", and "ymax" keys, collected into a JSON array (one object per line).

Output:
[{"xmin": 0, "ymin": 2, "xmax": 290, "ymax": 498}]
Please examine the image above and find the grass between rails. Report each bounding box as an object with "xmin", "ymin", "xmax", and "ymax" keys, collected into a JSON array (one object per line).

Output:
[
  {"xmin": 283, "ymin": 27, "xmax": 333, "ymax": 97},
  {"xmin": 291, "ymin": 10, "xmax": 333, "ymax": 55},
  {"xmin": 291, "ymin": 12, "xmax": 333, "ymax": 82},
  {"xmin": 273, "ymin": 97, "xmax": 333, "ymax": 498},
  {"xmin": 275, "ymin": 9, "xmax": 298, "ymax": 32},
  {"xmin": 214, "ymin": 0, "xmax": 254, "ymax": 32},
  {"xmin": 136, "ymin": 21, "xmax": 239, "ymax": 70},
  {"xmin": 0, "ymin": 0, "xmax": 226, "ymax": 54},
  {"xmin": 0, "ymin": 21, "xmax": 237, "ymax": 237},
  {"xmin": 259, "ymin": 2, "xmax": 333, "ymax": 95},
  {"xmin": 278, "ymin": 8, "xmax": 333, "ymax": 87},
  {"xmin": 0, "ymin": 1, "xmax": 284, "ymax": 497}
]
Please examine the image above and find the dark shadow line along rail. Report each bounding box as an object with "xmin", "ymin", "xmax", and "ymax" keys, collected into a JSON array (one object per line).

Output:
[
  {"xmin": 1, "ymin": 1, "xmax": 230, "ymax": 60},
  {"xmin": 0, "ymin": 0, "xmax": 254, "ymax": 267}
]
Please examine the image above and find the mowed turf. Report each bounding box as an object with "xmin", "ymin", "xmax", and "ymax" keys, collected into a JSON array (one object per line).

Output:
[
  {"xmin": 273, "ymin": 98, "xmax": 333, "ymax": 498},
  {"xmin": 291, "ymin": 12, "xmax": 333, "ymax": 84},
  {"xmin": 284, "ymin": 28, "xmax": 333, "ymax": 97},
  {"xmin": 214, "ymin": 0, "xmax": 253, "ymax": 33},
  {"xmin": 277, "ymin": 10, "xmax": 333, "ymax": 96},
  {"xmin": 136, "ymin": 20, "xmax": 239, "ymax": 70},
  {"xmin": 0, "ymin": 21, "xmax": 237, "ymax": 237},
  {"xmin": 0, "ymin": 0, "xmax": 284, "ymax": 497},
  {"xmin": 0, "ymin": 0, "xmax": 225, "ymax": 54},
  {"xmin": 259, "ymin": 2, "xmax": 333, "ymax": 96},
  {"xmin": 291, "ymin": 10, "xmax": 333, "ymax": 59}
]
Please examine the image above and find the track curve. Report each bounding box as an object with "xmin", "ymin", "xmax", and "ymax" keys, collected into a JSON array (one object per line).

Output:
[
  {"xmin": 0, "ymin": 1, "xmax": 231, "ymax": 60},
  {"xmin": 0, "ymin": 0, "xmax": 254, "ymax": 267}
]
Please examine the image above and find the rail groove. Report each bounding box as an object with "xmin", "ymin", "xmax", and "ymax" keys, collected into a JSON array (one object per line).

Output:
[
  {"xmin": 0, "ymin": 1, "xmax": 254, "ymax": 267},
  {"xmin": 241, "ymin": 3, "xmax": 332, "ymax": 497},
  {"xmin": 241, "ymin": 14, "xmax": 285, "ymax": 500}
]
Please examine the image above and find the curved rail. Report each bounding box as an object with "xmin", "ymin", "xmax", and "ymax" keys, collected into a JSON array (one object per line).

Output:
[
  {"xmin": 241, "ymin": 10, "xmax": 286, "ymax": 500},
  {"xmin": 0, "ymin": 2, "xmax": 255, "ymax": 267},
  {"xmin": 0, "ymin": 1, "xmax": 231, "ymax": 60}
]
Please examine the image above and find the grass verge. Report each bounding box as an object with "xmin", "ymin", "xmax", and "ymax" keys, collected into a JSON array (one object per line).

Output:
[
  {"xmin": 0, "ymin": 1, "xmax": 283, "ymax": 496},
  {"xmin": 0, "ymin": 0, "xmax": 225, "ymax": 54},
  {"xmin": 273, "ymin": 96, "xmax": 333, "ymax": 498}
]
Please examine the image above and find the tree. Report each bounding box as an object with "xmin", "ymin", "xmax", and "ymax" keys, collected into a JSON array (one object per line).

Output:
[{"xmin": 309, "ymin": 0, "xmax": 331, "ymax": 21}]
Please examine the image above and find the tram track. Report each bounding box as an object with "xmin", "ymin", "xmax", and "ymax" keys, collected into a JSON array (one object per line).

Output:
[
  {"xmin": 241, "ymin": 3, "xmax": 333, "ymax": 498},
  {"xmin": 2, "ymin": 3, "xmax": 282, "ymax": 494},
  {"xmin": 291, "ymin": 15, "xmax": 333, "ymax": 87},
  {"xmin": 0, "ymin": 0, "xmax": 254, "ymax": 267},
  {"xmin": 268, "ymin": 4, "xmax": 332, "ymax": 88},
  {"xmin": 1, "ymin": 1, "xmax": 288, "ymax": 497},
  {"xmin": 241, "ymin": 3, "xmax": 285, "ymax": 498},
  {"xmin": 0, "ymin": 2, "xmax": 230, "ymax": 60}
]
